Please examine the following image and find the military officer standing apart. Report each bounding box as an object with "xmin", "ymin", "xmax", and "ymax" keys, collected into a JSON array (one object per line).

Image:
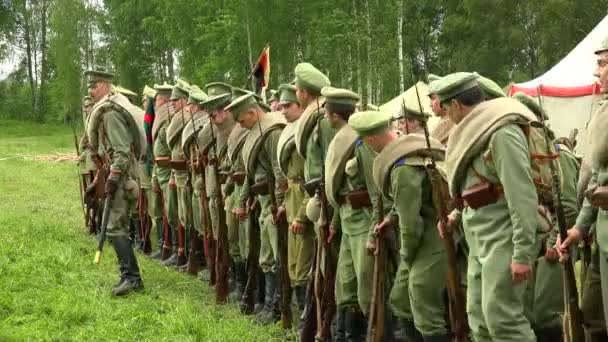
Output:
[
  {"xmin": 438, "ymin": 72, "xmax": 539, "ymax": 341},
  {"xmin": 275, "ymin": 83, "xmax": 314, "ymax": 313},
  {"xmin": 558, "ymin": 36, "xmax": 608, "ymax": 338},
  {"xmin": 322, "ymin": 87, "xmax": 376, "ymax": 340},
  {"xmin": 351, "ymin": 110, "xmax": 449, "ymax": 341},
  {"xmin": 85, "ymin": 70, "xmax": 144, "ymax": 296},
  {"xmin": 227, "ymin": 93, "xmax": 286, "ymax": 325}
]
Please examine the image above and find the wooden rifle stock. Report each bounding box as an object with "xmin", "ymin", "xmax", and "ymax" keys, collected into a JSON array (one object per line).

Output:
[
  {"xmin": 241, "ymin": 196, "xmax": 260, "ymax": 314},
  {"xmin": 94, "ymin": 195, "xmax": 113, "ymax": 264},
  {"xmin": 301, "ymin": 238, "xmax": 319, "ymax": 341},
  {"xmin": 316, "ymin": 183, "xmax": 337, "ymax": 341},
  {"xmin": 199, "ymin": 154, "xmax": 216, "ymax": 286},
  {"xmin": 213, "ymin": 150, "xmax": 230, "ymax": 304},
  {"xmin": 367, "ymin": 197, "xmax": 386, "ymax": 342},
  {"xmin": 536, "ymin": 86, "xmax": 585, "ymax": 342},
  {"xmin": 428, "ymin": 169, "xmax": 468, "ymax": 342},
  {"xmin": 268, "ymin": 179, "xmax": 293, "ymax": 329},
  {"xmin": 138, "ymin": 189, "xmax": 153, "ymax": 254}
]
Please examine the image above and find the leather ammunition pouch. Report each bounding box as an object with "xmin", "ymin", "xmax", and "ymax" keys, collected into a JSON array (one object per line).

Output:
[
  {"xmin": 592, "ymin": 186, "xmax": 608, "ymax": 210},
  {"xmin": 250, "ymin": 181, "xmax": 269, "ymax": 196},
  {"xmin": 303, "ymin": 177, "xmax": 321, "ymax": 197},
  {"xmin": 339, "ymin": 189, "xmax": 372, "ymax": 209},
  {"xmin": 192, "ymin": 161, "xmax": 204, "ymax": 174},
  {"xmin": 154, "ymin": 157, "xmax": 171, "ymax": 167},
  {"xmin": 219, "ymin": 171, "xmax": 231, "ymax": 184},
  {"xmin": 170, "ymin": 159, "xmax": 188, "ymax": 171},
  {"xmin": 461, "ymin": 181, "xmax": 503, "ymax": 209},
  {"xmin": 231, "ymin": 171, "xmax": 246, "ymax": 185}
]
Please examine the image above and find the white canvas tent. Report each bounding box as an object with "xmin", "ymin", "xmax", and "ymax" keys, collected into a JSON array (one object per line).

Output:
[
  {"xmin": 381, "ymin": 81, "xmax": 440, "ymax": 132},
  {"xmin": 509, "ymin": 16, "xmax": 608, "ymax": 156}
]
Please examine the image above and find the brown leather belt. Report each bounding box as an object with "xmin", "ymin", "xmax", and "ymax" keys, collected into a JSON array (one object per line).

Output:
[
  {"xmin": 250, "ymin": 181, "xmax": 269, "ymax": 195},
  {"xmin": 338, "ymin": 189, "xmax": 372, "ymax": 209},
  {"xmin": 170, "ymin": 160, "xmax": 188, "ymax": 171},
  {"xmin": 461, "ymin": 182, "xmax": 503, "ymax": 209},
  {"xmin": 231, "ymin": 171, "xmax": 246, "ymax": 186},
  {"xmin": 154, "ymin": 157, "xmax": 171, "ymax": 167},
  {"xmin": 592, "ymin": 186, "xmax": 608, "ymax": 210}
]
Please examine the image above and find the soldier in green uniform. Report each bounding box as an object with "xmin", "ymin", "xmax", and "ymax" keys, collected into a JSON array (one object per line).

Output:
[
  {"xmin": 141, "ymin": 85, "xmax": 164, "ymax": 258},
  {"xmin": 181, "ymin": 86, "xmax": 209, "ymax": 272},
  {"xmin": 200, "ymin": 85, "xmax": 241, "ymax": 292},
  {"xmin": 438, "ymin": 72, "xmax": 539, "ymax": 341},
  {"xmin": 224, "ymin": 113, "xmax": 250, "ymax": 300},
  {"xmin": 351, "ymin": 110, "xmax": 450, "ymax": 341},
  {"xmin": 200, "ymin": 82, "xmax": 233, "ymax": 265},
  {"xmin": 275, "ymin": 83, "xmax": 314, "ymax": 313},
  {"xmin": 165, "ymin": 79, "xmax": 192, "ymax": 268},
  {"xmin": 396, "ymin": 103, "xmax": 430, "ymax": 135},
  {"xmin": 79, "ymin": 96, "xmax": 98, "ymax": 233},
  {"xmin": 227, "ymin": 93, "xmax": 286, "ymax": 324},
  {"xmin": 558, "ymin": 36, "xmax": 608, "ymax": 338},
  {"xmin": 85, "ymin": 70, "xmax": 144, "ymax": 296},
  {"xmin": 322, "ymin": 86, "xmax": 376, "ymax": 340},
  {"xmin": 152, "ymin": 83, "xmax": 178, "ymax": 263},
  {"xmin": 512, "ymin": 91, "xmax": 581, "ymax": 341}
]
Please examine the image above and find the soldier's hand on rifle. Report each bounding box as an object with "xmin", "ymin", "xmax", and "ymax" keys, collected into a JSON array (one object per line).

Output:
[
  {"xmin": 290, "ymin": 220, "xmax": 304, "ymax": 234},
  {"xmin": 105, "ymin": 176, "xmax": 119, "ymax": 196},
  {"xmin": 366, "ymin": 239, "xmax": 378, "ymax": 256},
  {"xmin": 234, "ymin": 207, "xmax": 248, "ymax": 220},
  {"xmin": 511, "ymin": 262, "xmax": 532, "ymax": 285},
  {"xmin": 556, "ymin": 227, "xmax": 583, "ymax": 263},
  {"xmin": 327, "ymin": 225, "xmax": 337, "ymax": 245},
  {"xmin": 544, "ymin": 247, "xmax": 559, "ymax": 263},
  {"xmin": 374, "ymin": 216, "xmax": 392, "ymax": 236},
  {"xmin": 437, "ymin": 214, "xmax": 457, "ymax": 240},
  {"xmin": 272, "ymin": 205, "xmax": 286, "ymax": 225}
]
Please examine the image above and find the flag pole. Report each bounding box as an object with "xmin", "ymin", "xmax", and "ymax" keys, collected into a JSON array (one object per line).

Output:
[{"xmin": 242, "ymin": 43, "xmax": 270, "ymax": 89}]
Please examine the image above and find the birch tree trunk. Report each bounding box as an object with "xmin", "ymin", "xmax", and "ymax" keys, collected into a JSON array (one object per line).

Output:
[{"xmin": 397, "ymin": 0, "xmax": 405, "ymax": 93}]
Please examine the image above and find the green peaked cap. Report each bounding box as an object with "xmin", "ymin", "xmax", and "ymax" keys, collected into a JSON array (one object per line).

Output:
[
  {"xmin": 512, "ymin": 92, "xmax": 548, "ymax": 120},
  {"xmin": 278, "ymin": 84, "xmax": 297, "ymax": 104},
  {"xmin": 154, "ymin": 82, "xmax": 173, "ymax": 97},
  {"xmin": 188, "ymin": 85, "xmax": 208, "ymax": 104},
  {"xmin": 435, "ymin": 72, "xmax": 480, "ymax": 102},
  {"xmin": 348, "ymin": 110, "xmax": 393, "ymax": 137},
  {"xmin": 84, "ymin": 69, "xmax": 114, "ymax": 87},
  {"xmin": 321, "ymin": 86, "xmax": 360, "ymax": 106},
  {"xmin": 596, "ymin": 35, "xmax": 608, "ymax": 54},
  {"xmin": 477, "ymin": 74, "xmax": 505, "ymax": 99},
  {"xmin": 204, "ymin": 82, "xmax": 232, "ymax": 97},
  {"xmin": 294, "ymin": 62, "xmax": 330, "ymax": 95},
  {"xmin": 201, "ymin": 93, "xmax": 231, "ymax": 111},
  {"xmin": 171, "ymin": 79, "xmax": 191, "ymax": 100},
  {"xmin": 225, "ymin": 93, "xmax": 259, "ymax": 120}
]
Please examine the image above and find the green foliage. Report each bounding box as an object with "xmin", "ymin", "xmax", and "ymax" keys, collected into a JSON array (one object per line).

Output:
[{"xmin": 2, "ymin": 0, "xmax": 608, "ymax": 122}]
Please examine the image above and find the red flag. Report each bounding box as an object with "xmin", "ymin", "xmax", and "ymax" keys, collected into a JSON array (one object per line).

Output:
[{"xmin": 252, "ymin": 46, "xmax": 270, "ymax": 94}]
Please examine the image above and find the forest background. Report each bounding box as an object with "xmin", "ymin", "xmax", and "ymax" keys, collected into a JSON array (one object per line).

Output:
[{"xmin": 0, "ymin": 0, "xmax": 606, "ymax": 123}]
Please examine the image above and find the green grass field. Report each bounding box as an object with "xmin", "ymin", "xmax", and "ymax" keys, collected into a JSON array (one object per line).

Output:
[{"xmin": 0, "ymin": 120, "xmax": 285, "ymax": 341}]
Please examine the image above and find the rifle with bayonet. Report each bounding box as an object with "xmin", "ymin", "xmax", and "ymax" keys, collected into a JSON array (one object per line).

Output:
[
  {"xmin": 536, "ymin": 85, "xmax": 585, "ymax": 342},
  {"xmin": 414, "ymin": 84, "xmax": 468, "ymax": 342},
  {"xmin": 175, "ymin": 106, "xmax": 188, "ymax": 267},
  {"xmin": 209, "ymin": 121, "xmax": 230, "ymax": 303},
  {"xmin": 268, "ymin": 176, "xmax": 293, "ymax": 329}
]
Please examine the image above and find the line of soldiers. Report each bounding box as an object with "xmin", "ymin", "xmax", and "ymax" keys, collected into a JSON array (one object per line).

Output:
[{"xmin": 75, "ymin": 37, "xmax": 608, "ymax": 342}]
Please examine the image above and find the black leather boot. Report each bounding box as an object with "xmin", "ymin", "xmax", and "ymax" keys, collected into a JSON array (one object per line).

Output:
[
  {"xmin": 254, "ymin": 268, "xmax": 266, "ymax": 314},
  {"xmin": 423, "ymin": 334, "xmax": 450, "ymax": 342},
  {"xmin": 344, "ymin": 306, "xmax": 367, "ymax": 342},
  {"xmin": 111, "ymin": 236, "xmax": 144, "ymax": 296},
  {"xmin": 333, "ymin": 305, "xmax": 348, "ymax": 342},
  {"xmin": 294, "ymin": 285, "xmax": 306, "ymax": 312},
  {"xmin": 256, "ymin": 272, "xmax": 279, "ymax": 324},
  {"xmin": 534, "ymin": 325, "xmax": 563, "ymax": 342},
  {"xmin": 398, "ymin": 319, "xmax": 423, "ymax": 342}
]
